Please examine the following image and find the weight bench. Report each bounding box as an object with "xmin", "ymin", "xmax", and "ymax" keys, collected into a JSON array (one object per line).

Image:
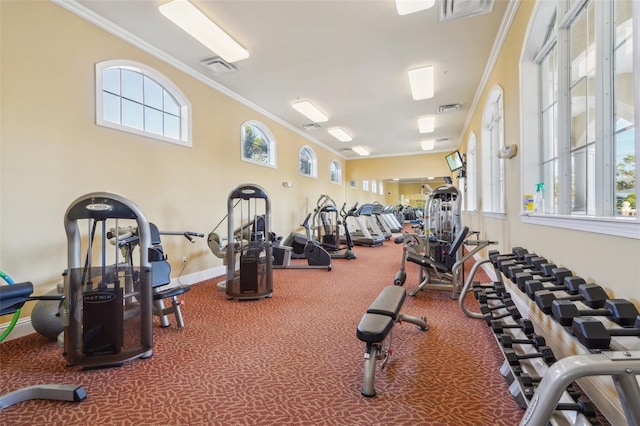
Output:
[
  {"xmin": 356, "ymin": 285, "xmax": 428, "ymax": 397},
  {"xmin": 0, "ymin": 281, "xmax": 87, "ymax": 410}
]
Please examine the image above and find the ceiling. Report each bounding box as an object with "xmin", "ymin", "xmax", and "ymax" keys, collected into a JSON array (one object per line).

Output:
[{"xmin": 65, "ymin": 0, "xmax": 511, "ymax": 159}]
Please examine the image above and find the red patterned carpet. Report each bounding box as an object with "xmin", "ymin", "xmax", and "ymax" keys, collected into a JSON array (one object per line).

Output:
[{"xmin": 0, "ymin": 237, "xmax": 523, "ymax": 425}]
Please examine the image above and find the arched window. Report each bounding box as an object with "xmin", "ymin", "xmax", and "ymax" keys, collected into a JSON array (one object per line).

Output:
[
  {"xmin": 299, "ymin": 146, "xmax": 317, "ymax": 178},
  {"xmin": 520, "ymin": 0, "xmax": 639, "ymax": 236},
  {"xmin": 466, "ymin": 132, "xmax": 477, "ymax": 212},
  {"xmin": 329, "ymin": 160, "xmax": 342, "ymax": 184},
  {"xmin": 241, "ymin": 120, "xmax": 276, "ymax": 167},
  {"xmin": 481, "ymin": 86, "xmax": 505, "ymax": 215},
  {"xmin": 95, "ymin": 60, "xmax": 191, "ymax": 146}
]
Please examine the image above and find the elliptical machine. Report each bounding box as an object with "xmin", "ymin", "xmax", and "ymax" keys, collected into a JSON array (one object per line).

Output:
[
  {"xmin": 277, "ymin": 213, "xmax": 332, "ymax": 270},
  {"xmin": 313, "ymin": 195, "xmax": 356, "ymax": 260}
]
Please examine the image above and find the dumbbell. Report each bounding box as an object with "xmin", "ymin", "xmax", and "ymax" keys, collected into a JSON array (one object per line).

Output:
[
  {"xmin": 504, "ymin": 345, "xmax": 556, "ymax": 366},
  {"xmin": 474, "ymin": 281, "xmax": 507, "ymax": 300},
  {"xmin": 552, "ymin": 298, "xmax": 639, "ymax": 327},
  {"xmin": 489, "ymin": 247, "xmax": 528, "ymax": 269},
  {"xmin": 483, "ymin": 304, "xmax": 521, "ymax": 325},
  {"xmin": 514, "ymin": 265, "xmax": 573, "ymax": 292},
  {"xmin": 572, "ymin": 315, "xmax": 640, "ymax": 349},
  {"xmin": 534, "ymin": 283, "xmax": 608, "ymax": 314},
  {"xmin": 502, "ymin": 256, "xmax": 548, "ymax": 279},
  {"xmin": 499, "ymin": 334, "xmax": 546, "ymax": 349},
  {"xmin": 491, "ymin": 318, "xmax": 535, "ymax": 335},
  {"xmin": 525, "ymin": 276, "xmax": 587, "ymax": 298}
]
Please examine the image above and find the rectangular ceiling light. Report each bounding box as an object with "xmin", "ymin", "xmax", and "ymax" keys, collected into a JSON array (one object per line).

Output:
[
  {"xmin": 352, "ymin": 146, "xmax": 370, "ymax": 156},
  {"xmin": 395, "ymin": 0, "xmax": 436, "ymax": 15},
  {"xmin": 328, "ymin": 128, "xmax": 352, "ymax": 142},
  {"xmin": 421, "ymin": 140, "xmax": 435, "ymax": 150},
  {"xmin": 408, "ymin": 66, "xmax": 434, "ymax": 100},
  {"xmin": 292, "ymin": 101, "xmax": 328, "ymax": 123},
  {"xmin": 418, "ymin": 116, "xmax": 435, "ymax": 133},
  {"xmin": 159, "ymin": 0, "xmax": 249, "ymax": 63}
]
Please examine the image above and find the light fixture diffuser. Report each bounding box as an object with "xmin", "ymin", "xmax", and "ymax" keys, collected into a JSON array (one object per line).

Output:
[
  {"xmin": 292, "ymin": 101, "xmax": 328, "ymax": 123},
  {"xmin": 421, "ymin": 140, "xmax": 435, "ymax": 150},
  {"xmin": 408, "ymin": 66, "xmax": 434, "ymax": 100},
  {"xmin": 159, "ymin": 0, "xmax": 249, "ymax": 63},
  {"xmin": 418, "ymin": 116, "xmax": 435, "ymax": 133},
  {"xmin": 395, "ymin": 0, "xmax": 436, "ymax": 15},
  {"xmin": 352, "ymin": 146, "xmax": 370, "ymax": 156},
  {"xmin": 328, "ymin": 128, "xmax": 352, "ymax": 142}
]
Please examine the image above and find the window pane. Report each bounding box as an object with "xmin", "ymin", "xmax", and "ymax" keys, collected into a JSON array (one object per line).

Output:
[
  {"xmin": 614, "ymin": 0, "xmax": 635, "ymax": 215},
  {"xmin": 164, "ymin": 91, "xmax": 180, "ymax": 116},
  {"xmin": 144, "ymin": 106, "xmax": 163, "ymax": 135},
  {"xmin": 570, "ymin": 3, "xmax": 595, "ymax": 85},
  {"xmin": 121, "ymin": 70, "xmax": 143, "ymax": 103},
  {"xmin": 103, "ymin": 92, "xmax": 120, "ymax": 124},
  {"xmin": 144, "ymin": 77, "xmax": 163, "ymax": 110},
  {"xmin": 542, "ymin": 106, "xmax": 556, "ymax": 161},
  {"xmin": 121, "ymin": 98, "xmax": 143, "ymax": 130},
  {"xmin": 570, "ymin": 78, "xmax": 588, "ymax": 148},
  {"xmin": 103, "ymin": 69, "xmax": 120, "ymax": 95},
  {"xmin": 164, "ymin": 113, "xmax": 180, "ymax": 140},
  {"xmin": 540, "ymin": 47, "xmax": 557, "ymax": 109}
]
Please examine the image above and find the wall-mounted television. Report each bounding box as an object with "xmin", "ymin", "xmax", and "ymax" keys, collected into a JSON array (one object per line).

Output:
[{"xmin": 445, "ymin": 150, "xmax": 465, "ymax": 172}]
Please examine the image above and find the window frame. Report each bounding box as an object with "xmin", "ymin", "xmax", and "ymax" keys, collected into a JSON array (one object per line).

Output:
[
  {"xmin": 240, "ymin": 120, "xmax": 277, "ymax": 168},
  {"xmin": 481, "ymin": 85, "xmax": 506, "ymax": 217},
  {"xmin": 95, "ymin": 59, "xmax": 191, "ymax": 147},
  {"xmin": 520, "ymin": 0, "xmax": 640, "ymax": 239},
  {"xmin": 329, "ymin": 160, "xmax": 342, "ymax": 184},
  {"xmin": 298, "ymin": 145, "xmax": 318, "ymax": 178},
  {"xmin": 466, "ymin": 132, "xmax": 478, "ymax": 213}
]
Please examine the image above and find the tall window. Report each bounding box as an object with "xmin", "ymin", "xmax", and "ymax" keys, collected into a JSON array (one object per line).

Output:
[
  {"xmin": 299, "ymin": 146, "xmax": 317, "ymax": 178},
  {"xmin": 95, "ymin": 60, "xmax": 190, "ymax": 146},
  {"xmin": 522, "ymin": 0, "xmax": 638, "ymax": 236},
  {"xmin": 466, "ymin": 132, "xmax": 477, "ymax": 212},
  {"xmin": 481, "ymin": 86, "xmax": 505, "ymax": 214},
  {"xmin": 241, "ymin": 120, "xmax": 276, "ymax": 167},
  {"xmin": 329, "ymin": 160, "xmax": 342, "ymax": 184}
]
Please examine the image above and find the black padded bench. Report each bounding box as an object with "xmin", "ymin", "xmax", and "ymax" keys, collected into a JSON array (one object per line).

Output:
[{"xmin": 356, "ymin": 285, "xmax": 428, "ymax": 397}]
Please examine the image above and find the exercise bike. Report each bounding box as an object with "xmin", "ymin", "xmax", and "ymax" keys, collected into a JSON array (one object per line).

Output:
[{"xmin": 277, "ymin": 213, "xmax": 332, "ymax": 270}]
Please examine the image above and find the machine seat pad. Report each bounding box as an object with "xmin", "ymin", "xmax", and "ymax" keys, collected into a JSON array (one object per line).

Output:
[
  {"xmin": 153, "ymin": 285, "xmax": 190, "ymax": 300},
  {"xmin": 406, "ymin": 253, "xmax": 448, "ymax": 273},
  {"xmin": 0, "ymin": 282, "xmax": 34, "ymax": 315},
  {"xmin": 357, "ymin": 313, "xmax": 394, "ymax": 344},
  {"xmin": 366, "ymin": 285, "xmax": 406, "ymax": 320}
]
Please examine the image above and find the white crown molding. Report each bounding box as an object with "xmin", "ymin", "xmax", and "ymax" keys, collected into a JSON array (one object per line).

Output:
[{"xmin": 51, "ymin": 0, "xmax": 345, "ymax": 159}]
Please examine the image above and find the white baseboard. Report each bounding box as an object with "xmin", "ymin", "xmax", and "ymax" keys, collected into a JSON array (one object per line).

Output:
[{"xmin": 1, "ymin": 265, "xmax": 226, "ymax": 342}]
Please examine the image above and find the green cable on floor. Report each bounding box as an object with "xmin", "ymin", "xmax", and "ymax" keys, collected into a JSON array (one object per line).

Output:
[{"xmin": 0, "ymin": 270, "xmax": 21, "ymax": 342}]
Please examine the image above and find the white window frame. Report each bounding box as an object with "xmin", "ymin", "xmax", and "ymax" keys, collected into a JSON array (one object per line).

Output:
[
  {"xmin": 241, "ymin": 120, "xmax": 277, "ymax": 168},
  {"xmin": 481, "ymin": 85, "xmax": 506, "ymax": 217},
  {"xmin": 299, "ymin": 145, "xmax": 317, "ymax": 178},
  {"xmin": 520, "ymin": 0, "xmax": 640, "ymax": 239},
  {"xmin": 362, "ymin": 180, "xmax": 369, "ymax": 191},
  {"xmin": 329, "ymin": 160, "xmax": 342, "ymax": 184},
  {"xmin": 466, "ymin": 132, "xmax": 478, "ymax": 213},
  {"xmin": 95, "ymin": 60, "xmax": 191, "ymax": 147}
]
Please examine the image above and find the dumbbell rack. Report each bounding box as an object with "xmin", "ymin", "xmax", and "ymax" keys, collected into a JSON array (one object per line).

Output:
[
  {"xmin": 473, "ymin": 279, "xmax": 602, "ymax": 425},
  {"xmin": 474, "ymin": 247, "xmax": 640, "ymax": 426}
]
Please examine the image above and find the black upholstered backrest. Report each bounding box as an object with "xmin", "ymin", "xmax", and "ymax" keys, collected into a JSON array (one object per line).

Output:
[{"xmin": 447, "ymin": 226, "xmax": 469, "ymax": 257}]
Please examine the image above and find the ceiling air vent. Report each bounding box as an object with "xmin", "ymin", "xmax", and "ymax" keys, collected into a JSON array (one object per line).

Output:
[
  {"xmin": 439, "ymin": 0, "xmax": 494, "ymax": 22},
  {"xmin": 302, "ymin": 123, "xmax": 322, "ymax": 131},
  {"xmin": 438, "ymin": 103, "xmax": 464, "ymax": 113},
  {"xmin": 436, "ymin": 137, "xmax": 452, "ymax": 144},
  {"xmin": 199, "ymin": 56, "xmax": 238, "ymax": 76}
]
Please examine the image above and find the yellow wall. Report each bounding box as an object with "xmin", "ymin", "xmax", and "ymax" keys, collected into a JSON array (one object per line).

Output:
[{"xmin": 0, "ymin": 1, "xmax": 346, "ymax": 310}]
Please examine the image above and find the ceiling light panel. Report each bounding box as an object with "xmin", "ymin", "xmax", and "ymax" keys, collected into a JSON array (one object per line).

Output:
[
  {"xmin": 418, "ymin": 116, "xmax": 435, "ymax": 133},
  {"xmin": 408, "ymin": 66, "xmax": 434, "ymax": 100},
  {"xmin": 328, "ymin": 128, "xmax": 352, "ymax": 142},
  {"xmin": 159, "ymin": 0, "xmax": 249, "ymax": 63},
  {"xmin": 421, "ymin": 140, "xmax": 435, "ymax": 150},
  {"xmin": 292, "ymin": 101, "xmax": 328, "ymax": 123},
  {"xmin": 395, "ymin": 0, "xmax": 436, "ymax": 15},
  {"xmin": 352, "ymin": 146, "xmax": 370, "ymax": 156}
]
